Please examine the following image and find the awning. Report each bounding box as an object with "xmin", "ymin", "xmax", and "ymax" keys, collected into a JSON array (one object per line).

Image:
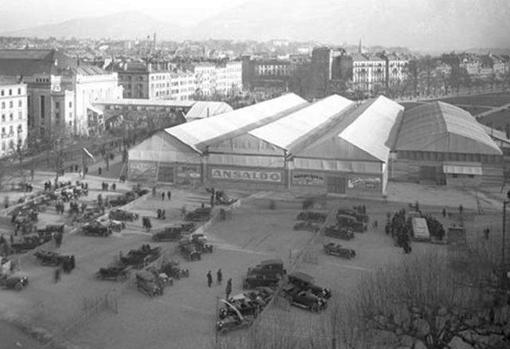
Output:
[{"xmin": 443, "ymin": 163, "xmax": 482, "ymax": 175}]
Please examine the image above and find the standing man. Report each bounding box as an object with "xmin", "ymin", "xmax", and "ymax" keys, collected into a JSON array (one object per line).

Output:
[
  {"xmin": 167, "ymin": 190, "xmax": 172, "ymax": 201},
  {"xmin": 225, "ymin": 278, "xmax": 232, "ymax": 300},
  {"xmin": 207, "ymin": 271, "xmax": 212, "ymax": 288},
  {"xmin": 161, "ymin": 192, "xmax": 165, "ymax": 201},
  {"xmin": 216, "ymin": 269, "xmax": 223, "ymax": 285}
]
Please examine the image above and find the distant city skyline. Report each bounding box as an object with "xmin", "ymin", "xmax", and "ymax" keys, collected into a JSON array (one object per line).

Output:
[{"xmin": 0, "ymin": 0, "xmax": 509, "ymax": 52}]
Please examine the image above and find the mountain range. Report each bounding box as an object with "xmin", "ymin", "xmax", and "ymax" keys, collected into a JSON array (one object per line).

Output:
[{"xmin": 3, "ymin": 0, "xmax": 510, "ymax": 51}]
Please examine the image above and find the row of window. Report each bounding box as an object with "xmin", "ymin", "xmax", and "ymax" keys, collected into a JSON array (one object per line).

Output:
[
  {"xmin": 1, "ymin": 112, "xmax": 23, "ymax": 122},
  {"xmin": 1, "ymin": 100, "xmax": 23, "ymax": 109},
  {"xmin": 0, "ymin": 88, "xmax": 22, "ymax": 97},
  {"xmin": 55, "ymin": 101, "xmax": 73, "ymax": 109},
  {"xmin": 398, "ymin": 150, "xmax": 501, "ymax": 163},
  {"xmin": 1, "ymin": 125, "xmax": 23, "ymax": 135}
]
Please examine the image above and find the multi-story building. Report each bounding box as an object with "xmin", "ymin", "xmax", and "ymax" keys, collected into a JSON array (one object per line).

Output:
[
  {"xmin": 0, "ymin": 80, "xmax": 27, "ymax": 158},
  {"xmin": 242, "ymin": 56, "xmax": 291, "ymax": 90},
  {"xmin": 171, "ymin": 71, "xmax": 197, "ymax": 101},
  {"xmin": 0, "ymin": 49, "xmax": 122, "ymax": 139},
  {"xmin": 215, "ymin": 61, "xmax": 242, "ymax": 95},
  {"xmin": 310, "ymin": 47, "xmax": 344, "ymax": 98}
]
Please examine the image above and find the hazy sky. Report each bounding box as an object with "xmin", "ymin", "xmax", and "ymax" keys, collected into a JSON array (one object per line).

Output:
[{"xmin": 1, "ymin": 0, "xmax": 251, "ymax": 26}]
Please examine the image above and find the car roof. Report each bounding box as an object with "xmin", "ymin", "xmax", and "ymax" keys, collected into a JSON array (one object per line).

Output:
[
  {"xmin": 259, "ymin": 259, "xmax": 284, "ymax": 265},
  {"xmin": 289, "ymin": 271, "xmax": 314, "ymax": 283}
]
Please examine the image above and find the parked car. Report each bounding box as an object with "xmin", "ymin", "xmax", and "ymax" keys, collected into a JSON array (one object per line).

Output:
[
  {"xmin": 152, "ymin": 226, "xmax": 184, "ymax": 242},
  {"xmin": 109, "ymin": 209, "xmax": 139, "ymax": 222},
  {"xmin": 296, "ymin": 211, "xmax": 327, "ymax": 223},
  {"xmin": 0, "ymin": 274, "xmax": 28, "ymax": 291},
  {"xmin": 34, "ymin": 250, "xmax": 71, "ymax": 266},
  {"xmin": 336, "ymin": 214, "xmax": 366, "ymax": 233},
  {"xmin": 282, "ymin": 285, "xmax": 327, "ymax": 312},
  {"xmin": 96, "ymin": 266, "xmax": 130, "ymax": 282},
  {"xmin": 287, "ymin": 272, "xmax": 331, "ymax": 299},
  {"xmin": 121, "ymin": 245, "xmax": 161, "ymax": 269},
  {"xmin": 324, "ymin": 225, "xmax": 355, "ymax": 240},
  {"xmin": 184, "ymin": 207, "xmax": 212, "ymax": 222},
  {"xmin": 323, "ymin": 243, "xmax": 356, "ymax": 259},
  {"xmin": 293, "ymin": 220, "xmax": 321, "ymax": 232},
  {"xmin": 81, "ymin": 221, "xmax": 112, "ymax": 237},
  {"xmin": 337, "ymin": 208, "xmax": 369, "ymax": 223},
  {"xmin": 247, "ymin": 259, "xmax": 287, "ymax": 279},
  {"xmin": 135, "ymin": 271, "xmax": 164, "ymax": 297},
  {"xmin": 178, "ymin": 240, "xmax": 201, "ymax": 261},
  {"xmin": 190, "ymin": 233, "xmax": 213, "ymax": 253}
]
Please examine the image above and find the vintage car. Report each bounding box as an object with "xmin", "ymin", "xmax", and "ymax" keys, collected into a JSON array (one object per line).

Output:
[
  {"xmin": 324, "ymin": 225, "xmax": 355, "ymax": 240},
  {"xmin": 293, "ymin": 220, "xmax": 321, "ymax": 232},
  {"xmin": 219, "ymin": 293, "xmax": 263, "ymax": 320},
  {"xmin": 323, "ymin": 243, "xmax": 356, "ymax": 259},
  {"xmin": 152, "ymin": 226, "xmax": 184, "ymax": 242},
  {"xmin": 178, "ymin": 240, "xmax": 201, "ymax": 261},
  {"xmin": 158, "ymin": 261, "xmax": 189, "ymax": 280},
  {"xmin": 96, "ymin": 266, "xmax": 130, "ymax": 281},
  {"xmin": 0, "ymin": 274, "xmax": 28, "ymax": 291},
  {"xmin": 190, "ymin": 233, "xmax": 213, "ymax": 253},
  {"xmin": 213, "ymin": 191, "xmax": 237, "ymax": 206},
  {"xmin": 337, "ymin": 208, "xmax": 369, "ymax": 223},
  {"xmin": 81, "ymin": 221, "xmax": 112, "ymax": 237},
  {"xmin": 296, "ymin": 211, "xmax": 327, "ymax": 223},
  {"xmin": 135, "ymin": 271, "xmax": 164, "ymax": 297},
  {"xmin": 287, "ymin": 272, "xmax": 332, "ymax": 300},
  {"xmin": 336, "ymin": 214, "xmax": 367, "ymax": 233},
  {"xmin": 121, "ymin": 245, "xmax": 161, "ymax": 269},
  {"xmin": 282, "ymin": 285, "xmax": 327, "ymax": 312},
  {"xmin": 184, "ymin": 207, "xmax": 212, "ymax": 222},
  {"xmin": 247, "ymin": 259, "xmax": 287, "ymax": 279},
  {"xmin": 95, "ymin": 217, "xmax": 125, "ymax": 232},
  {"xmin": 10, "ymin": 234, "xmax": 51, "ymax": 254},
  {"xmin": 34, "ymin": 250, "xmax": 71, "ymax": 266},
  {"xmin": 109, "ymin": 209, "xmax": 139, "ymax": 222}
]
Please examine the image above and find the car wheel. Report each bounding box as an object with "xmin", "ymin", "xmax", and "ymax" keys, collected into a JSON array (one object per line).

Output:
[
  {"xmin": 14, "ymin": 282, "xmax": 23, "ymax": 291},
  {"xmin": 311, "ymin": 303, "xmax": 319, "ymax": 312}
]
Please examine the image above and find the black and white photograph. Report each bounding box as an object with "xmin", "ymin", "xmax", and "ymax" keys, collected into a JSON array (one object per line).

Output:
[{"xmin": 0, "ymin": 0, "xmax": 509, "ymax": 348}]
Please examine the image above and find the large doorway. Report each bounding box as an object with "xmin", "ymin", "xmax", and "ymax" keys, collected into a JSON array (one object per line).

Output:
[{"xmin": 326, "ymin": 176, "xmax": 346, "ymax": 194}]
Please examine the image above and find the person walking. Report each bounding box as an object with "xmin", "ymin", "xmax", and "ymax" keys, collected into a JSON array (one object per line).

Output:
[
  {"xmin": 217, "ymin": 269, "xmax": 223, "ymax": 285},
  {"xmin": 167, "ymin": 191, "xmax": 172, "ymax": 201},
  {"xmin": 161, "ymin": 192, "xmax": 165, "ymax": 201},
  {"xmin": 207, "ymin": 271, "xmax": 212, "ymax": 288},
  {"xmin": 225, "ymin": 278, "xmax": 232, "ymax": 299},
  {"xmin": 152, "ymin": 186, "xmax": 157, "ymax": 197}
]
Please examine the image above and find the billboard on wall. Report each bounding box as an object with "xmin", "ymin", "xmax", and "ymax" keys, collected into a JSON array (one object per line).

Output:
[
  {"xmin": 128, "ymin": 161, "xmax": 157, "ymax": 180},
  {"xmin": 211, "ymin": 168, "xmax": 282, "ymax": 183},
  {"xmin": 176, "ymin": 165, "xmax": 201, "ymax": 179},
  {"xmin": 347, "ymin": 176, "xmax": 381, "ymax": 190},
  {"xmin": 292, "ymin": 173, "xmax": 325, "ymax": 186}
]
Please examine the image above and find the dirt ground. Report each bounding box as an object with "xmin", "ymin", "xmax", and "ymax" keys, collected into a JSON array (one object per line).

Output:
[{"xmin": 0, "ymin": 172, "xmax": 506, "ymax": 349}]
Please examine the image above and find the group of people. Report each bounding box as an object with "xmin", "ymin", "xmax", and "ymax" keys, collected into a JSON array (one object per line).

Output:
[
  {"xmin": 142, "ymin": 217, "xmax": 152, "ymax": 232},
  {"xmin": 101, "ymin": 182, "xmax": 116, "ymax": 191},
  {"xmin": 156, "ymin": 209, "xmax": 166, "ymax": 220},
  {"xmin": 386, "ymin": 209, "xmax": 412, "ymax": 254},
  {"xmin": 54, "ymin": 255, "xmax": 76, "ymax": 282},
  {"xmin": 206, "ymin": 269, "xmax": 233, "ymax": 299}
]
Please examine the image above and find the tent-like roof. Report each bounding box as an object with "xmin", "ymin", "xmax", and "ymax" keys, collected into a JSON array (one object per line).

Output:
[
  {"xmin": 395, "ymin": 102, "xmax": 502, "ymax": 155},
  {"xmin": 185, "ymin": 101, "xmax": 233, "ymax": 120},
  {"xmin": 164, "ymin": 93, "xmax": 308, "ymax": 152},
  {"xmin": 249, "ymin": 95, "xmax": 353, "ymax": 151},
  {"xmin": 294, "ymin": 96, "xmax": 404, "ymax": 162}
]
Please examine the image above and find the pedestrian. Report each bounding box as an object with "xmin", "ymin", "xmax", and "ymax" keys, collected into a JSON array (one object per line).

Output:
[
  {"xmin": 442, "ymin": 208, "xmax": 446, "ymax": 218},
  {"xmin": 152, "ymin": 186, "xmax": 157, "ymax": 197},
  {"xmin": 459, "ymin": 204, "xmax": 463, "ymax": 215},
  {"xmin": 207, "ymin": 271, "xmax": 212, "ymax": 288},
  {"xmin": 98, "ymin": 167, "xmax": 102, "ymax": 176},
  {"xmin": 217, "ymin": 269, "xmax": 223, "ymax": 285},
  {"xmin": 161, "ymin": 192, "xmax": 165, "ymax": 201},
  {"xmin": 157, "ymin": 209, "xmax": 161, "ymax": 219},
  {"xmin": 225, "ymin": 278, "xmax": 232, "ymax": 299},
  {"xmin": 70, "ymin": 255, "xmax": 75, "ymax": 270},
  {"xmin": 167, "ymin": 191, "xmax": 171, "ymax": 201},
  {"xmin": 54, "ymin": 267, "xmax": 61, "ymax": 283},
  {"xmin": 112, "ymin": 183, "xmax": 116, "ymax": 191}
]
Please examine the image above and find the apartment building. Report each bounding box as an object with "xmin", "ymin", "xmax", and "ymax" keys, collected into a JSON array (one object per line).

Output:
[{"xmin": 0, "ymin": 81, "xmax": 27, "ymax": 158}]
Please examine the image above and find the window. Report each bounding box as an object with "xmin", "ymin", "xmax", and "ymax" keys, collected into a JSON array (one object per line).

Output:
[
  {"xmin": 18, "ymin": 111, "xmax": 21, "ymax": 120},
  {"xmin": 18, "ymin": 100, "xmax": 22, "ymax": 107},
  {"xmin": 55, "ymin": 112, "xmax": 60, "ymax": 119},
  {"xmin": 0, "ymin": 90, "xmax": 3, "ymax": 96},
  {"xmin": 1, "ymin": 102, "xmax": 4, "ymax": 109},
  {"xmin": 40, "ymin": 96, "xmax": 45, "ymax": 119},
  {"xmin": 9, "ymin": 114, "xmax": 13, "ymax": 121},
  {"xmin": 9, "ymin": 101, "xmax": 13, "ymax": 108},
  {"xmin": 69, "ymin": 101, "xmax": 72, "ymax": 108},
  {"xmin": 9, "ymin": 125, "xmax": 13, "ymax": 134},
  {"xmin": 1, "ymin": 115, "xmax": 4, "ymax": 122},
  {"xmin": 8, "ymin": 89, "xmax": 12, "ymax": 96},
  {"xmin": 17, "ymin": 88, "xmax": 21, "ymax": 95},
  {"xmin": 55, "ymin": 102, "xmax": 60, "ymax": 109},
  {"xmin": 1, "ymin": 127, "xmax": 4, "ymax": 134},
  {"xmin": 17, "ymin": 125, "xmax": 21, "ymax": 133},
  {"xmin": 69, "ymin": 121, "xmax": 72, "ymax": 126}
]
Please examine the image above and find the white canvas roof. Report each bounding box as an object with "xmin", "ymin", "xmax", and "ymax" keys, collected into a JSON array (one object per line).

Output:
[
  {"xmin": 185, "ymin": 101, "xmax": 233, "ymax": 120},
  {"xmin": 339, "ymin": 95, "xmax": 404, "ymax": 162},
  {"xmin": 164, "ymin": 93, "xmax": 308, "ymax": 152},
  {"xmin": 249, "ymin": 95, "xmax": 353, "ymax": 150}
]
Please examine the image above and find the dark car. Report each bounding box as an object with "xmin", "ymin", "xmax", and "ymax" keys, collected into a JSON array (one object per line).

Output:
[
  {"xmin": 0, "ymin": 274, "xmax": 28, "ymax": 291},
  {"xmin": 96, "ymin": 266, "xmax": 130, "ymax": 281},
  {"xmin": 135, "ymin": 271, "xmax": 164, "ymax": 297},
  {"xmin": 34, "ymin": 250, "xmax": 71, "ymax": 266},
  {"xmin": 37, "ymin": 224, "xmax": 65, "ymax": 234},
  {"xmin": 109, "ymin": 209, "xmax": 139, "ymax": 222},
  {"xmin": 81, "ymin": 221, "xmax": 112, "ymax": 237},
  {"xmin": 178, "ymin": 240, "xmax": 201, "ymax": 261},
  {"xmin": 247, "ymin": 259, "xmax": 286, "ymax": 279},
  {"xmin": 287, "ymin": 272, "xmax": 331, "ymax": 299},
  {"xmin": 296, "ymin": 211, "xmax": 327, "ymax": 223},
  {"xmin": 184, "ymin": 207, "xmax": 212, "ymax": 222},
  {"xmin": 293, "ymin": 220, "xmax": 321, "ymax": 232},
  {"xmin": 152, "ymin": 226, "xmax": 184, "ymax": 242},
  {"xmin": 121, "ymin": 245, "xmax": 161, "ymax": 269},
  {"xmin": 336, "ymin": 214, "xmax": 366, "ymax": 233},
  {"xmin": 324, "ymin": 225, "xmax": 355, "ymax": 240},
  {"xmin": 283, "ymin": 285, "xmax": 327, "ymax": 312},
  {"xmin": 337, "ymin": 208, "xmax": 369, "ymax": 223},
  {"xmin": 219, "ymin": 294, "xmax": 263, "ymax": 320},
  {"xmin": 10, "ymin": 234, "xmax": 51, "ymax": 254},
  {"xmin": 190, "ymin": 233, "xmax": 213, "ymax": 253},
  {"xmin": 243, "ymin": 273, "xmax": 282, "ymax": 289},
  {"xmin": 323, "ymin": 243, "xmax": 356, "ymax": 259}
]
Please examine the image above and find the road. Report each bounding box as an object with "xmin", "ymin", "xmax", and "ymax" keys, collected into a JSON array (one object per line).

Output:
[{"xmin": 0, "ymin": 320, "xmax": 45, "ymax": 349}]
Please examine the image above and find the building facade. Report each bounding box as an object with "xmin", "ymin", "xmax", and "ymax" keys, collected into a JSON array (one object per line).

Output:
[{"xmin": 0, "ymin": 81, "xmax": 27, "ymax": 158}]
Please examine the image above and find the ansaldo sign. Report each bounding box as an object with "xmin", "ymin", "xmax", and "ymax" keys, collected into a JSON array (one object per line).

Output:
[{"xmin": 211, "ymin": 168, "xmax": 282, "ymax": 183}]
